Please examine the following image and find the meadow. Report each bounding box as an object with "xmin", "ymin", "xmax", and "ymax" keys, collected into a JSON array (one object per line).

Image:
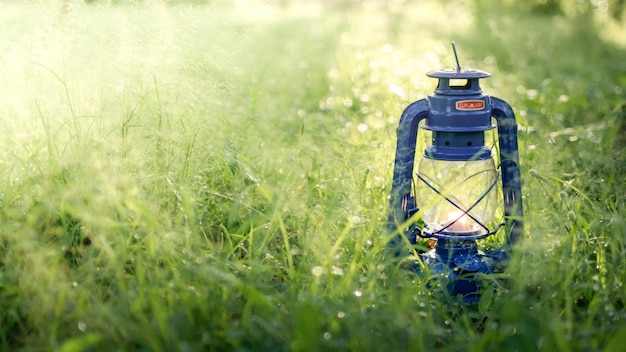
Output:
[{"xmin": 0, "ymin": 0, "xmax": 625, "ymax": 351}]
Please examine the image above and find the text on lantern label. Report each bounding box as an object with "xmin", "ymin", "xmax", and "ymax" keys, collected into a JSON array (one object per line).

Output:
[{"xmin": 455, "ymin": 100, "xmax": 485, "ymax": 111}]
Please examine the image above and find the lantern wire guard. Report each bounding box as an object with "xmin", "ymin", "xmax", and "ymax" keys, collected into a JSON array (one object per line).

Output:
[{"xmin": 413, "ymin": 170, "xmax": 505, "ymax": 241}]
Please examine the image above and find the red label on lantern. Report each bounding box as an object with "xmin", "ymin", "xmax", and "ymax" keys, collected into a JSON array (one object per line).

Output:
[{"xmin": 456, "ymin": 100, "xmax": 485, "ymax": 111}]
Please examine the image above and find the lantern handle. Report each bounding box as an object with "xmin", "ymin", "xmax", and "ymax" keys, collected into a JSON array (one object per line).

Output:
[
  {"xmin": 387, "ymin": 99, "xmax": 429, "ymax": 248},
  {"xmin": 491, "ymin": 96, "xmax": 524, "ymax": 246}
]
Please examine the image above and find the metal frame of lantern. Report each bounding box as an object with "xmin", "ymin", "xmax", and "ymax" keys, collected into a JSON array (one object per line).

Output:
[{"xmin": 387, "ymin": 45, "xmax": 524, "ymax": 302}]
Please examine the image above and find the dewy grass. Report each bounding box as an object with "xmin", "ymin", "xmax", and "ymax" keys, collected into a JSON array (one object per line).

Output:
[{"xmin": 0, "ymin": 1, "xmax": 625, "ymax": 351}]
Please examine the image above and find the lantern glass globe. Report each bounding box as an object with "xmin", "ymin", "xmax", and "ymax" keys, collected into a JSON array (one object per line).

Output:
[{"xmin": 416, "ymin": 157, "xmax": 498, "ymax": 236}]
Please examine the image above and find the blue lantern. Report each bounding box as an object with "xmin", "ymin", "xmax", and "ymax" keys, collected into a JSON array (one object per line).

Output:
[{"xmin": 387, "ymin": 43, "xmax": 524, "ymax": 302}]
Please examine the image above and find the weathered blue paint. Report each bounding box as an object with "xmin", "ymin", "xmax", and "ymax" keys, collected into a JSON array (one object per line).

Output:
[
  {"xmin": 491, "ymin": 97, "xmax": 524, "ymax": 246},
  {"xmin": 423, "ymin": 68, "xmax": 494, "ymax": 161},
  {"xmin": 387, "ymin": 64, "xmax": 524, "ymax": 302},
  {"xmin": 387, "ymin": 99, "xmax": 428, "ymax": 247}
]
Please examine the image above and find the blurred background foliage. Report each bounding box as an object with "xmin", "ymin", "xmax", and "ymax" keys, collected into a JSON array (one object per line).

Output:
[
  {"xmin": 494, "ymin": 0, "xmax": 624, "ymax": 19},
  {"xmin": 5, "ymin": 0, "xmax": 625, "ymax": 21}
]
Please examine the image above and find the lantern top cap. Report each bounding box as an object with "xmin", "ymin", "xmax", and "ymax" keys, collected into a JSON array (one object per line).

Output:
[
  {"xmin": 427, "ymin": 42, "xmax": 491, "ymax": 79},
  {"xmin": 426, "ymin": 68, "xmax": 491, "ymax": 79}
]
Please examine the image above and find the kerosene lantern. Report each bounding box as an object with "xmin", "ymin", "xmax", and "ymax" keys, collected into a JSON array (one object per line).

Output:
[{"xmin": 387, "ymin": 44, "xmax": 524, "ymax": 302}]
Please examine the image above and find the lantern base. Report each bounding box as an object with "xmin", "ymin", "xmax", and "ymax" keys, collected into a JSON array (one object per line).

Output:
[{"xmin": 417, "ymin": 239, "xmax": 507, "ymax": 303}]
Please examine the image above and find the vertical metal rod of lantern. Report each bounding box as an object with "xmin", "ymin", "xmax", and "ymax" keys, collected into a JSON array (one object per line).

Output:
[{"xmin": 387, "ymin": 43, "xmax": 524, "ymax": 302}]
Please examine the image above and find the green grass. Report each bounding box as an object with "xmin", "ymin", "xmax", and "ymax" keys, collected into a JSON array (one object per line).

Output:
[{"xmin": 0, "ymin": 1, "xmax": 625, "ymax": 351}]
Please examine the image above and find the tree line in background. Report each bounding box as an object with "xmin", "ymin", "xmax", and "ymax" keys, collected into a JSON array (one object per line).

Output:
[
  {"xmin": 486, "ymin": 0, "xmax": 625, "ymax": 20},
  {"xmin": 5, "ymin": 0, "xmax": 622, "ymax": 20}
]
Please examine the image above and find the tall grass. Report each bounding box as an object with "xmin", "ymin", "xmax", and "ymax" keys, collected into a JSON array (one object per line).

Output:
[{"xmin": 0, "ymin": 1, "xmax": 624, "ymax": 351}]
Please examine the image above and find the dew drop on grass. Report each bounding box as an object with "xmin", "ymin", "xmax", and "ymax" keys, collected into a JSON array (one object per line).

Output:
[
  {"xmin": 337, "ymin": 311, "xmax": 345, "ymax": 318},
  {"xmin": 348, "ymin": 215, "xmax": 362, "ymax": 224},
  {"xmin": 323, "ymin": 332, "xmax": 332, "ymax": 340},
  {"xmin": 567, "ymin": 211, "xmax": 576, "ymax": 222},
  {"xmin": 388, "ymin": 84, "xmax": 405, "ymax": 97},
  {"xmin": 312, "ymin": 266, "xmax": 323, "ymax": 276},
  {"xmin": 357, "ymin": 123, "xmax": 368, "ymax": 133},
  {"xmin": 354, "ymin": 290, "xmax": 362, "ymax": 297},
  {"xmin": 78, "ymin": 321, "xmax": 87, "ymax": 332},
  {"xmin": 331, "ymin": 266, "xmax": 344, "ymax": 276}
]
